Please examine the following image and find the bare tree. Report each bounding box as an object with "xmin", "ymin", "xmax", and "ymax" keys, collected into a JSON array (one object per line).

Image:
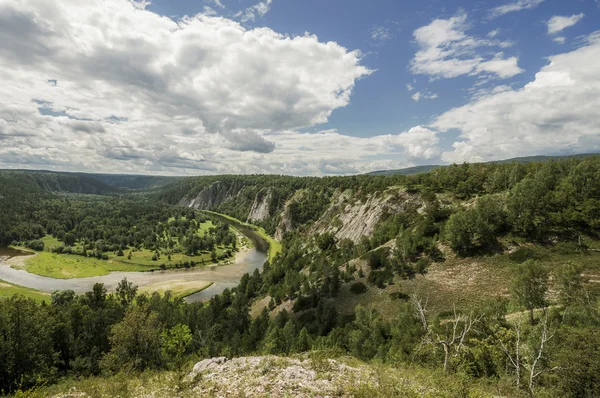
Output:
[
  {"xmin": 495, "ymin": 310, "xmax": 556, "ymax": 397},
  {"xmin": 495, "ymin": 317, "xmax": 523, "ymax": 389},
  {"xmin": 525, "ymin": 310, "xmax": 555, "ymax": 397},
  {"xmin": 411, "ymin": 294, "xmax": 481, "ymax": 373}
]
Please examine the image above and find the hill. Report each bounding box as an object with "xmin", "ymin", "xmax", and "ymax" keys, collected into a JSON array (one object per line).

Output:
[
  {"xmin": 368, "ymin": 152, "xmax": 600, "ymax": 176},
  {"xmin": 2, "ymin": 155, "xmax": 600, "ymax": 397}
]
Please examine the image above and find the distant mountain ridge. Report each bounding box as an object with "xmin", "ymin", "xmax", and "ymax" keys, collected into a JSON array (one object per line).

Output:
[
  {"xmin": 1, "ymin": 169, "xmax": 182, "ymax": 192},
  {"xmin": 367, "ymin": 152, "xmax": 600, "ymax": 176}
]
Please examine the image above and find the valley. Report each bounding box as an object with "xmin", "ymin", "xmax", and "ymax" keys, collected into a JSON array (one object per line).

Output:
[{"xmin": 1, "ymin": 155, "xmax": 600, "ymax": 397}]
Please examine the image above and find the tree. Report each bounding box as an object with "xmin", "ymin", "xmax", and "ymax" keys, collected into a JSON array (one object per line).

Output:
[
  {"xmin": 63, "ymin": 232, "xmax": 76, "ymax": 246},
  {"xmin": 294, "ymin": 327, "xmax": 312, "ymax": 352},
  {"xmin": 115, "ymin": 278, "xmax": 138, "ymax": 306},
  {"xmin": 555, "ymin": 327, "xmax": 600, "ymax": 397},
  {"xmin": 162, "ymin": 324, "xmax": 192, "ymax": 373},
  {"xmin": 510, "ymin": 260, "xmax": 548, "ymax": 324},
  {"xmin": 411, "ymin": 294, "xmax": 481, "ymax": 373},
  {"xmin": 556, "ymin": 262, "xmax": 585, "ymax": 307},
  {"xmin": 100, "ymin": 305, "xmax": 163, "ymax": 373}
]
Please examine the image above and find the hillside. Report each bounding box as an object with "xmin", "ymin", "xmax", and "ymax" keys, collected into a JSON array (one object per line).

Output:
[
  {"xmin": 2, "ymin": 156, "xmax": 600, "ymax": 397},
  {"xmin": 368, "ymin": 152, "xmax": 600, "ymax": 176},
  {"xmin": 36, "ymin": 354, "xmax": 513, "ymax": 397}
]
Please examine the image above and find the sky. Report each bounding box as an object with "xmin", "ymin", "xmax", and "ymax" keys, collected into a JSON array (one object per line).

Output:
[{"xmin": 0, "ymin": 0, "xmax": 599, "ymax": 176}]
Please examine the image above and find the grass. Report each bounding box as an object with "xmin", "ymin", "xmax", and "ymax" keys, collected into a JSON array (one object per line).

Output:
[
  {"xmin": 138, "ymin": 280, "xmax": 214, "ymax": 298},
  {"xmin": 21, "ymin": 252, "xmax": 155, "ymax": 279},
  {"xmin": 335, "ymin": 240, "xmax": 600, "ymax": 318},
  {"xmin": 27, "ymin": 353, "xmax": 527, "ymax": 398},
  {"xmin": 19, "ymin": 248, "xmax": 234, "ymax": 279},
  {"xmin": 0, "ymin": 279, "xmax": 50, "ymax": 302},
  {"xmin": 13, "ymin": 217, "xmax": 237, "ymax": 279}
]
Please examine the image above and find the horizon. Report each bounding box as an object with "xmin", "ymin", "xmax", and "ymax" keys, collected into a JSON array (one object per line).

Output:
[
  {"xmin": 1, "ymin": 0, "xmax": 599, "ymax": 176},
  {"xmin": 2, "ymin": 151, "xmax": 599, "ymax": 178}
]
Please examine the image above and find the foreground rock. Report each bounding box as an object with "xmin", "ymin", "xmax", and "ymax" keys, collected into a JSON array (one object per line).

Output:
[{"xmin": 188, "ymin": 355, "xmax": 370, "ymax": 397}]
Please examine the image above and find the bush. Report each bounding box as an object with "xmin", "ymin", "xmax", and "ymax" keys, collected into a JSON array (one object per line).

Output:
[
  {"xmin": 350, "ymin": 282, "xmax": 367, "ymax": 295},
  {"xmin": 25, "ymin": 240, "xmax": 45, "ymax": 251},
  {"xmin": 508, "ymin": 246, "xmax": 542, "ymax": 263}
]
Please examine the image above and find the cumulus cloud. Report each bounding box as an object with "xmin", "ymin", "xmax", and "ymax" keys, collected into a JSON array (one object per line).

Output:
[
  {"xmin": 433, "ymin": 32, "xmax": 600, "ymax": 163},
  {"xmin": 488, "ymin": 0, "xmax": 544, "ymax": 19},
  {"xmin": 547, "ymin": 13, "xmax": 584, "ymax": 35},
  {"xmin": 410, "ymin": 12, "xmax": 523, "ymax": 80},
  {"xmin": 0, "ymin": 0, "xmax": 384, "ymax": 175}
]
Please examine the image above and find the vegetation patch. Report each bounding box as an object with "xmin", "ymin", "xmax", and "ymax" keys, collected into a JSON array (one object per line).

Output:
[
  {"xmin": 138, "ymin": 280, "xmax": 213, "ymax": 298},
  {"xmin": 0, "ymin": 279, "xmax": 50, "ymax": 302}
]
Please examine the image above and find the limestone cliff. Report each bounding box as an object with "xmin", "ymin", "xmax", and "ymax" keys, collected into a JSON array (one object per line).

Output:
[
  {"xmin": 313, "ymin": 187, "xmax": 421, "ymax": 243},
  {"xmin": 246, "ymin": 188, "xmax": 273, "ymax": 223},
  {"xmin": 179, "ymin": 182, "xmax": 242, "ymax": 210}
]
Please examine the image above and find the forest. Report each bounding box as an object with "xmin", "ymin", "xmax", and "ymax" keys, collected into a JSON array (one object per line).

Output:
[{"xmin": 1, "ymin": 156, "xmax": 600, "ymax": 397}]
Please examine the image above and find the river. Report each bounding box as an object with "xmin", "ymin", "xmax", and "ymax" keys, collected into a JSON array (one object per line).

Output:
[{"xmin": 0, "ymin": 215, "xmax": 269, "ymax": 303}]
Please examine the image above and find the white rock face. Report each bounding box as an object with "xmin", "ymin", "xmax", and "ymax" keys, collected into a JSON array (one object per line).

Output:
[
  {"xmin": 247, "ymin": 189, "xmax": 273, "ymax": 223},
  {"xmin": 313, "ymin": 188, "xmax": 421, "ymax": 243},
  {"xmin": 188, "ymin": 355, "xmax": 368, "ymax": 397},
  {"xmin": 189, "ymin": 356, "xmax": 228, "ymax": 378},
  {"xmin": 180, "ymin": 182, "xmax": 241, "ymax": 210}
]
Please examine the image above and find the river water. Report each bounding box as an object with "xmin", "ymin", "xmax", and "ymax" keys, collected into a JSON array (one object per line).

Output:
[{"xmin": 0, "ymin": 215, "xmax": 269, "ymax": 303}]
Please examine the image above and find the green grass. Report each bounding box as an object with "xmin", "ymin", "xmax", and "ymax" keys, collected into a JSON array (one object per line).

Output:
[
  {"xmin": 21, "ymin": 252, "xmax": 155, "ymax": 279},
  {"xmin": 41, "ymin": 235, "xmax": 61, "ymax": 248},
  {"xmin": 0, "ymin": 279, "xmax": 50, "ymax": 302},
  {"xmin": 20, "ymin": 249, "xmax": 233, "ymax": 279},
  {"xmin": 139, "ymin": 280, "xmax": 214, "ymax": 298}
]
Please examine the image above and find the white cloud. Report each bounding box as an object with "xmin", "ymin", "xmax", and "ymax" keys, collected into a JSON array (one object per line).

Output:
[
  {"xmin": 240, "ymin": 0, "xmax": 273, "ymax": 23},
  {"xmin": 411, "ymin": 92, "xmax": 438, "ymax": 102},
  {"xmin": 488, "ymin": 0, "xmax": 544, "ymax": 19},
  {"xmin": 406, "ymin": 83, "xmax": 415, "ymax": 91},
  {"xmin": 410, "ymin": 12, "xmax": 523, "ymax": 80},
  {"xmin": 370, "ymin": 26, "xmax": 392, "ymax": 46},
  {"xmin": 487, "ymin": 29, "xmax": 500, "ymax": 38},
  {"xmin": 433, "ymin": 32, "xmax": 600, "ymax": 163},
  {"xmin": 209, "ymin": 0, "xmax": 225, "ymax": 9},
  {"xmin": 553, "ymin": 36, "xmax": 566, "ymax": 44},
  {"xmin": 547, "ymin": 13, "xmax": 584, "ymax": 35},
  {"xmin": 0, "ymin": 0, "xmax": 383, "ymax": 176}
]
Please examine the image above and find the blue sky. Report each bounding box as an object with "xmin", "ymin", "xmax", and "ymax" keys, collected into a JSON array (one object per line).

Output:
[
  {"xmin": 147, "ymin": 0, "xmax": 599, "ymax": 138},
  {"xmin": 0, "ymin": 0, "xmax": 599, "ymax": 175}
]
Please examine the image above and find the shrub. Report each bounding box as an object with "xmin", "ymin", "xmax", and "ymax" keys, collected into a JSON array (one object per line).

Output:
[
  {"xmin": 350, "ymin": 282, "xmax": 367, "ymax": 295},
  {"xmin": 25, "ymin": 240, "xmax": 44, "ymax": 251}
]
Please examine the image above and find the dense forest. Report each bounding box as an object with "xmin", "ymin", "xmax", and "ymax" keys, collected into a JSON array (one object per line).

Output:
[{"xmin": 1, "ymin": 156, "xmax": 600, "ymax": 397}]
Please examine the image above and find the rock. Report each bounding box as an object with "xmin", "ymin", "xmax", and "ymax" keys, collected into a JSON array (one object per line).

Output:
[
  {"xmin": 247, "ymin": 188, "xmax": 273, "ymax": 222},
  {"xmin": 189, "ymin": 356, "xmax": 228, "ymax": 378}
]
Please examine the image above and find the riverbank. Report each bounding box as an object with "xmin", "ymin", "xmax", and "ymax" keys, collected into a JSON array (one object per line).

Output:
[
  {"xmin": 0, "ymin": 244, "xmax": 267, "ymax": 303},
  {"xmin": 0, "ymin": 279, "xmax": 50, "ymax": 302},
  {"xmin": 200, "ymin": 210, "xmax": 282, "ymax": 262}
]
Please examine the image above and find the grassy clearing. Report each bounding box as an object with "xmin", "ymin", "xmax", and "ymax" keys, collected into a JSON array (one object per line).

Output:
[
  {"xmin": 0, "ymin": 279, "xmax": 50, "ymax": 302},
  {"xmin": 19, "ymin": 249, "xmax": 231, "ymax": 279},
  {"xmin": 21, "ymin": 252, "xmax": 154, "ymax": 278},
  {"xmin": 336, "ymin": 241, "xmax": 600, "ymax": 318},
  {"xmin": 138, "ymin": 280, "xmax": 213, "ymax": 298}
]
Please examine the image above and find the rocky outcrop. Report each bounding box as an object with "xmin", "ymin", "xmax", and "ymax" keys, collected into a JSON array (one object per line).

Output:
[
  {"xmin": 313, "ymin": 188, "xmax": 421, "ymax": 243},
  {"xmin": 188, "ymin": 356, "xmax": 368, "ymax": 397},
  {"xmin": 179, "ymin": 182, "xmax": 241, "ymax": 210},
  {"xmin": 274, "ymin": 203, "xmax": 293, "ymax": 241},
  {"xmin": 189, "ymin": 357, "xmax": 228, "ymax": 379},
  {"xmin": 247, "ymin": 188, "xmax": 273, "ymax": 223}
]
